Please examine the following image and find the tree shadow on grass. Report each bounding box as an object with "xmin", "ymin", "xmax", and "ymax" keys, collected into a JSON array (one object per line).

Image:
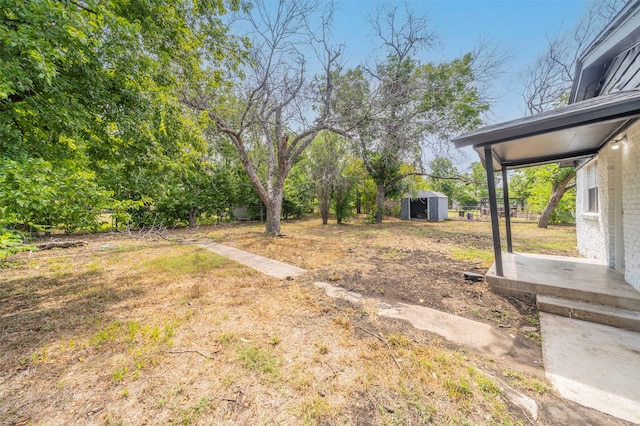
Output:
[{"xmin": 0, "ymin": 269, "xmax": 146, "ymax": 359}]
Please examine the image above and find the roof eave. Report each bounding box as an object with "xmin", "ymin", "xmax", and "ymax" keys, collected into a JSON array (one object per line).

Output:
[{"xmin": 452, "ymin": 90, "xmax": 640, "ymax": 149}]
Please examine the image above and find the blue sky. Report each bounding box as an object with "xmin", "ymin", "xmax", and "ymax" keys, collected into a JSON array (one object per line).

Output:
[{"xmin": 330, "ymin": 0, "xmax": 590, "ymax": 122}]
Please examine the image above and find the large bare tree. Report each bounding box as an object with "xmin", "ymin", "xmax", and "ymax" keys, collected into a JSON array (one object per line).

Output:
[
  {"xmin": 185, "ymin": 0, "xmax": 343, "ymax": 235},
  {"xmin": 521, "ymin": 1, "xmax": 625, "ymax": 228}
]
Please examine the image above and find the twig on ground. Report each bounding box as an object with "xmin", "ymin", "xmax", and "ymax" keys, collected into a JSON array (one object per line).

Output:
[
  {"xmin": 354, "ymin": 321, "xmax": 384, "ymax": 342},
  {"xmin": 353, "ymin": 322, "xmax": 402, "ymax": 370},
  {"xmin": 221, "ymin": 390, "xmax": 243, "ymax": 403},
  {"xmin": 13, "ymin": 417, "xmax": 31, "ymax": 426},
  {"xmin": 521, "ymin": 408, "xmax": 536, "ymax": 426},
  {"xmin": 163, "ymin": 348, "xmax": 220, "ymax": 360},
  {"xmin": 121, "ymin": 219, "xmax": 173, "ymax": 241}
]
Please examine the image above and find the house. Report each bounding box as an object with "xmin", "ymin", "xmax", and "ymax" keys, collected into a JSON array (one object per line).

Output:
[
  {"xmin": 451, "ymin": 1, "xmax": 640, "ymax": 305},
  {"xmin": 572, "ymin": 3, "xmax": 640, "ymax": 289},
  {"xmin": 400, "ymin": 191, "xmax": 448, "ymax": 221}
]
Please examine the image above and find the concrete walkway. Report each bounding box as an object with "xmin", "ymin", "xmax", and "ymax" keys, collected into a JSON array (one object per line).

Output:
[
  {"xmin": 200, "ymin": 242, "xmax": 640, "ymax": 424},
  {"xmin": 313, "ymin": 281, "xmax": 539, "ymax": 421},
  {"xmin": 540, "ymin": 313, "xmax": 640, "ymax": 424},
  {"xmin": 313, "ymin": 281, "xmax": 532, "ymax": 361},
  {"xmin": 200, "ymin": 242, "xmax": 306, "ymax": 279}
]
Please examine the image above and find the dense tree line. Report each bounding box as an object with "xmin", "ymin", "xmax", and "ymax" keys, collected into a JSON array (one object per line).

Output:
[
  {"xmin": 1, "ymin": 0, "xmax": 248, "ymax": 236},
  {"xmin": 3, "ymin": 0, "xmax": 592, "ymax": 255},
  {"xmin": 4, "ymin": 0, "xmax": 603, "ymax": 258},
  {"xmin": 2, "ymin": 0, "xmax": 497, "ymax": 245}
]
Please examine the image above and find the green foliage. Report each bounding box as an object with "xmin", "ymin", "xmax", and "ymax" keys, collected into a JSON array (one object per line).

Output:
[
  {"xmin": 428, "ymin": 157, "xmax": 463, "ymax": 207},
  {"xmin": 0, "ymin": 230, "xmax": 34, "ymax": 261},
  {"xmin": 1, "ymin": 0, "xmax": 245, "ymax": 232},
  {"xmin": 333, "ymin": 177, "xmax": 354, "ymax": 224},
  {"xmin": 0, "ymin": 157, "xmax": 111, "ymax": 233},
  {"xmin": 308, "ymin": 133, "xmax": 360, "ymax": 223},
  {"xmin": 339, "ymin": 50, "xmax": 488, "ymax": 223},
  {"xmin": 456, "ymin": 193, "xmax": 479, "ymax": 210},
  {"xmin": 355, "ymin": 176, "xmax": 378, "ymax": 215},
  {"xmin": 417, "ymin": 53, "xmax": 489, "ymax": 138},
  {"xmin": 511, "ymin": 165, "xmax": 576, "ymax": 223},
  {"xmin": 468, "ymin": 162, "xmax": 488, "ymax": 199},
  {"xmin": 369, "ymin": 153, "xmax": 405, "ymax": 199},
  {"xmin": 284, "ymin": 152, "xmax": 316, "ymax": 219},
  {"xmin": 154, "ymin": 159, "xmax": 236, "ymax": 227}
]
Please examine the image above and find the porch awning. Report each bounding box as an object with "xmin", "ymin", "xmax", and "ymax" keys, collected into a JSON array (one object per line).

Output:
[{"xmin": 452, "ymin": 89, "xmax": 640, "ymax": 170}]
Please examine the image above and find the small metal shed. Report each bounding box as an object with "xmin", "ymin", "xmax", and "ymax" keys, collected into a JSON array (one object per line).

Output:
[{"xmin": 400, "ymin": 191, "xmax": 448, "ymax": 221}]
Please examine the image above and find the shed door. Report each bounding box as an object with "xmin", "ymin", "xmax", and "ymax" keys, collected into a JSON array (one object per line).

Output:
[{"xmin": 428, "ymin": 197, "xmax": 437, "ymax": 221}]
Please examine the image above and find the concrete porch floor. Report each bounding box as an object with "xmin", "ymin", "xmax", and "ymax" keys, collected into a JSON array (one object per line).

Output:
[{"xmin": 486, "ymin": 252, "xmax": 640, "ymax": 311}]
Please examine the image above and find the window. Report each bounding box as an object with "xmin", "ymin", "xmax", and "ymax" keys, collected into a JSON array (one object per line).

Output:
[{"xmin": 586, "ymin": 162, "xmax": 598, "ymax": 213}]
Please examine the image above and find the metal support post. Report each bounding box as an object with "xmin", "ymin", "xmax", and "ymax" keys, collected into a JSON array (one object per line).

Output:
[
  {"xmin": 502, "ymin": 167, "xmax": 513, "ymax": 253},
  {"xmin": 484, "ymin": 146, "xmax": 503, "ymax": 276}
]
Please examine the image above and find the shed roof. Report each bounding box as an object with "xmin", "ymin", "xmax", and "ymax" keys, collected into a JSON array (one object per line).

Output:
[
  {"xmin": 404, "ymin": 191, "xmax": 447, "ymax": 199},
  {"xmin": 451, "ymin": 89, "xmax": 640, "ymax": 170}
]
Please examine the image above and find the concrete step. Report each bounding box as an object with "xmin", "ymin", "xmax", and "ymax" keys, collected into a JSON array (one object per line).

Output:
[
  {"xmin": 537, "ymin": 294, "xmax": 640, "ymax": 331},
  {"xmin": 487, "ymin": 269, "xmax": 640, "ymax": 312}
]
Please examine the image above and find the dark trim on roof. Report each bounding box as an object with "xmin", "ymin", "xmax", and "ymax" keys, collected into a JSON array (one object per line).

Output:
[
  {"xmin": 499, "ymin": 149, "xmax": 600, "ymax": 169},
  {"xmin": 452, "ymin": 90, "xmax": 640, "ymax": 149}
]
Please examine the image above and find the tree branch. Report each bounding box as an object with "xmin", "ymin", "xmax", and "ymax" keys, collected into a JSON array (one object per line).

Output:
[
  {"xmin": 386, "ymin": 171, "xmax": 473, "ymax": 187},
  {"xmin": 66, "ymin": 0, "xmax": 99, "ymax": 15}
]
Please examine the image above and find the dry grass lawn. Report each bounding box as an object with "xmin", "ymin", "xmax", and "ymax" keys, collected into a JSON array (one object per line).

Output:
[{"xmin": 0, "ymin": 216, "xmax": 595, "ymax": 425}]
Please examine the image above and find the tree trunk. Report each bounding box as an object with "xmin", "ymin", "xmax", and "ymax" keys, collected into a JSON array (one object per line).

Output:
[
  {"xmin": 264, "ymin": 196, "xmax": 283, "ymax": 235},
  {"xmin": 375, "ymin": 183, "xmax": 385, "ymax": 223},
  {"xmin": 318, "ymin": 186, "xmax": 331, "ymax": 225},
  {"xmin": 35, "ymin": 240, "xmax": 87, "ymax": 250},
  {"xmin": 188, "ymin": 210, "xmax": 197, "ymax": 228},
  {"xmin": 335, "ymin": 195, "xmax": 346, "ymax": 224},
  {"xmin": 537, "ymin": 171, "xmax": 575, "ymax": 228}
]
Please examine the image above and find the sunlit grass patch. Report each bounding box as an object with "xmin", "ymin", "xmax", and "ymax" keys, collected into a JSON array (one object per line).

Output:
[
  {"xmin": 511, "ymin": 223, "xmax": 577, "ymax": 255},
  {"xmin": 475, "ymin": 373, "xmax": 503, "ymax": 396},
  {"xmin": 236, "ymin": 343, "xmax": 280, "ymax": 379},
  {"xmin": 1, "ymin": 222, "xmax": 567, "ymax": 424},
  {"xmin": 88, "ymin": 318, "xmax": 180, "ymax": 382},
  {"xmin": 525, "ymin": 331, "xmax": 542, "ymax": 346},
  {"xmin": 354, "ymin": 332, "xmax": 521, "ymax": 425},
  {"xmin": 450, "ymin": 246, "xmax": 494, "ymax": 268},
  {"xmin": 143, "ymin": 248, "xmax": 228, "ymax": 275},
  {"xmin": 297, "ymin": 394, "xmax": 334, "ymax": 425},
  {"xmin": 90, "ymin": 320, "xmax": 122, "ymax": 346},
  {"xmin": 171, "ymin": 396, "xmax": 216, "ymax": 426},
  {"xmin": 503, "ymin": 368, "xmax": 551, "ymax": 394}
]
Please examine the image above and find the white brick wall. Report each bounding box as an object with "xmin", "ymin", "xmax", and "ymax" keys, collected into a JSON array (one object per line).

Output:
[
  {"xmin": 576, "ymin": 120, "xmax": 640, "ymax": 291},
  {"xmin": 576, "ymin": 157, "xmax": 608, "ymax": 262},
  {"xmin": 622, "ymin": 121, "xmax": 640, "ymax": 290}
]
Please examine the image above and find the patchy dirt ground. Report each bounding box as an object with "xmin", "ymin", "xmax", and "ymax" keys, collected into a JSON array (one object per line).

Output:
[
  {"xmin": 0, "ymin": 217, "xmax": 632, "ymax": 425},
  {"xmin": 319, "ymin": 246, "xmax": 528, "ymax": 327},
  {"xmin": 212, "ymin": 217, "xmax": 581, "ymax": 362}
]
